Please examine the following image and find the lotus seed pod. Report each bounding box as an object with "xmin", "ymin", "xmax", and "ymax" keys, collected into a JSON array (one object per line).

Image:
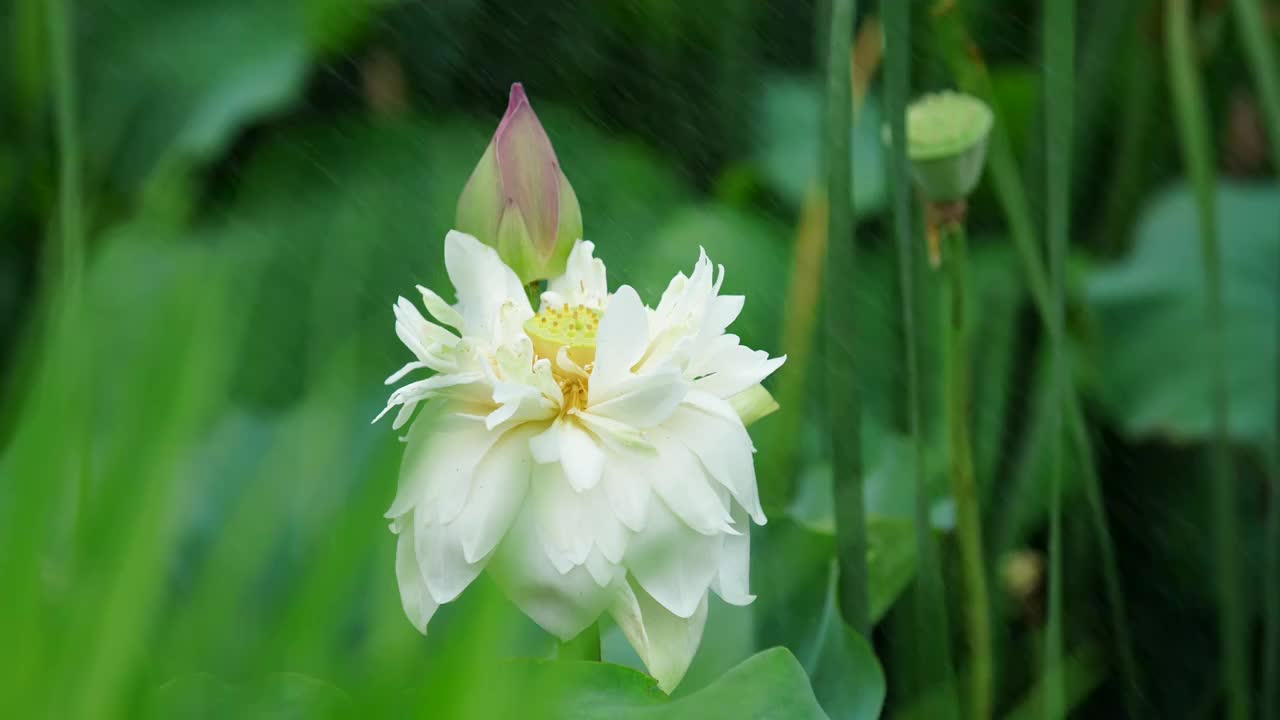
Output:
[{"xmin": 904, "ymin": 91, "xmax": 993, "ymax": 202}]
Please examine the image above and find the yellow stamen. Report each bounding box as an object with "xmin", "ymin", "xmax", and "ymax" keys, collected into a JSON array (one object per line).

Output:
[{"xmin": 559, "ymin": 375, "xmax": 589, "ymax": 413}]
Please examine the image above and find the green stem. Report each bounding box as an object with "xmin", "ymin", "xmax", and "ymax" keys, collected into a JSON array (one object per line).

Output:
[
  {"xmin": 557, "ymin": 623, "xmax": 601, "ymax": 662},
  {"xmin": 823, "ymin": 0, "xmax": 869, "ymax": 636},
  {"xmin": 940, "ymin": 222, "xmax": 992, "ymax": 720},
  {"xmin": 1270, "ymin": 213, "xmax": 1280, "ymax": 720},
  {"xmin": 1229, "ymin": 0, "xmax": 1280, "ymax": 174},
  {"xmin": 50, "ymin": 0, "xmax": 92, "ymax": 648},
  {"xmin": 1004, "ymin": 640, "xmax": 1106, "ymax": 720},
  {"xmin": 1166, "ymin": 2, "xmax": 1247, "ymax": 718},
  {"xmin": 51, "ymin": 0, "xmax": 83, "ymax": 297},
  {"xmin": 1228, "ymin": 0, "xmax": 1280, "ymax": 715},
  {"xmin": 930, "ymin": 9, "xmax": 1145, "ymax": 714},
  {"xmin": 883, "ymin": 0, "xmax": 958, "ymax": 716},
  {"xmin": 1099, "ymin": 33, "xmax": 1157, "ymax": 256},
  {"xmin": 1043, "ymin": 0, "xmax": 1073, "ymax": 716}
]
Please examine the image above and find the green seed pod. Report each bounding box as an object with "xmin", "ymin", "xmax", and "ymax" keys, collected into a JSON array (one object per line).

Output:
[{"xmin": 904, "ymin": 91, "xmax": 993, "ymax": 203}]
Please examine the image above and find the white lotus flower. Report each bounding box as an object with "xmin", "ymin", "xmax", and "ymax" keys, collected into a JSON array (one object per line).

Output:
[{"xmin": 378, "ymin": 230, "xmax": 784, "ymax": 692}]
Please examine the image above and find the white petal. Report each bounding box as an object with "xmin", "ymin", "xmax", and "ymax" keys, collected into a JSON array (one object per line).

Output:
[
  {"xmin": 710, "ymin": 504, "xmax": 754, "ymax": 605},
  {"xmin": 647, "ymin": 428, "xmax": 735, "ymax": 535},
  {"xmin": 633, "ymin": 323, "xmax": 694, "ymax": 375},
  {"xmin": 664, "ymin": 398, "xmax": 766, "ymax": 525},
  {"xmin": 590, "ymin": 482, "xmax": 630, "ymax": 564},
  {"xmin": 591, "ymin": 285, "xmax": 650, "ymax": 394},
  {"xmin": 444, "ymin": 230, "xmax": 531, "ymax": 342},
  {"xmin": 681, "ymin": 388, "xmax": 743, "ymax": 422},
  {"xmin": 584, "ymin": 546, "xmax": 623, "ymax": 588},
  {"xmin": 484, "ymin": 384, "xmax": 557, "ymax": 430},
  {"xmin": 703, "ymin": 295, "xmax": 744, "ymax": 337},
  {"xmin": 559, "ymin": 418, "xmax": 605, "ymax": 491},
  {"xmin": 530, "ymin": 418, "xmax": 563, "ymax": 464},
  {"xmin": 417, "ymin": 284, "xmax": 465, "ymax": 329},
  {"xmin": 692, "ymin": 341, "xmax": 785, "ymax": 399},
  {"xmin": 627, "ymin": 495, "xmax": 721, "ymax": 618},
  {"xmin": 385, "ymin": 403, "xmax": 503, "ymax": 524},
  {"xmin": 574, "ymin": 411, "xmax": 656, "ymax": 452},
  {"xmin": 587, "ymin": 369, "xmax": 687, "ymax": 428},
  {"xmin": 454, "ymin": 427, "xmax": 537, "ymax": 563},
  {"xmin": 395, "ymin": 296, "xmax": 459, "ymax": 355},
  {"xmin": 610, "ymin": 577, "xmax": 708, "ymax": 693},
  {"xmin": 394, "ymin": 519, "xmax": 440, "ymax": 634},
  {"xmin": 545, "ymin": 240, "xmax": 608, "ymax": 309},
  {"xmin": 600, "ymin": 446, "xmax": 654, "ymax": 532},
  {"xmin": 374, "ymin": 372, "xmax": 488, "ymax": 425},
  {"xmin": 531, "ymin": 461, "xmax": 594, "ymax": 571},
  {"xmin": 651, "ymin": 271, "xmax": 688, "ymax": 321},
  {"xmin": 651, "ymin": 248, "xmax": 716, "ymax": 332},
  {"xmin": 385, "ymin": 360, "xmax": 427, "ymax": 386},
  {"xmin": 393, "ymin": 401, "xmax": 420, "ymax": 430},
  {"xmin": 488, "ymin": 508, "xmax": 614, "ymax": 640},
  {"xmin": 555, "ymin": 346, "xmax": 590, "ymax": 379},
  {"xmin": 532, "ymin": 357, "xmax": 566, "ymax": 404},
  {"xmin": 393, "ymin": 301, "xmax": 433, "ymax": 362},
  {"xmin": 414, "ymin": 513, "xmax": 485, "ymax": 603}
]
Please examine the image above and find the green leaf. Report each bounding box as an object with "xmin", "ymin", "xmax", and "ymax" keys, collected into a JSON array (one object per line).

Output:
[
  {"xmin": 753, "ymin": 73, "xmax": 886, "ymax": 216},
  {"xmin": 77, "ymin": 0, "xmax": 378, "ymax": 194},
  {"xmin": 785, "ymin": 424, "xmax": 949, "ymax": 625},
  {"xmin": 790, "ymin": 423, "xmax": 950, "ymax": 534},
  {"xmin": 795, "ymin": 549, "xmax": 887, "ymax": 720},
  {"xmin": 1086, "ymin": 181, "xmax": 1279, "ymax": 446},
  {"xmin": 661, "ymin": 649, "xmax": 830, "ymax": 720},
  {"xmin": 492, "ymin": 650, "xmax": 828, "ymax": 720},
  {"xmin": 865, "ymin": 517, "xmax": 917, "ymax": 623},
  {"xmin": 754, "ymin": 521, "xmax": 886, "ymax": 719}
]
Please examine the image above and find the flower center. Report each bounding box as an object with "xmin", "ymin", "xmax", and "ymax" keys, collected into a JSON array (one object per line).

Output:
[
  {"xmin": 524, "ymin": 303, "xmax": 600, "ymax": 368},
  {"xmin": 559, "ymin": 375, "xmax": 589, "ymax": 413}
]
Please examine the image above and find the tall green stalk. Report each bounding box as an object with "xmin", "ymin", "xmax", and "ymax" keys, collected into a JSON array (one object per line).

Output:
[
  {"xmin": 1270, "ymin": 235, "xmax": 1280, "ymax": 720},
  {"xmin": 1229, "ymin": 1, "xmax": 1280, "ymax": 171},
  {"xmin": 883, "ymin": 2, "xmax": 959, "ymax": 716},
  {"xmin": 1042, "ymin": 0, "xmax": 1074, "ymax": 716},
  {"xmin": 824, "ymin": 0, "xmax": 869, "ymax": 635},
  {"xmin": 1228, "ymin": 1, "xmax": 1280, "ymax": 715},
  {"xmin": 929, "ymin": 8, "xmax": 1145, "ymax": 714},
  {"xmin": 1271, "ymin": 199, "xmax": 1280, "ymax": 720},
  {"xmin": 1165, "ymin": 2, "xmax": 1247, "ymax": 718},
  {"xmin": 0, "ymin": 0, "xmax": 89, "ymax": 710},
  {"xmin": 50, "ymin": 0, "xmax": 83, "ymax": 298},
  {"xmin": 1100, "ymin": 33, "xmax": 1158, "ymax": 256},
  {"xmin": 940, "ymin": 223, "xmax": 992, "ymax": 720}
]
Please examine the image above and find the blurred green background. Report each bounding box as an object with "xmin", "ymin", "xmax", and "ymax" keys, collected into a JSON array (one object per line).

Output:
[{"xmin": 0, "ymin": 0, "xmax": 1277, "ymax": 718}]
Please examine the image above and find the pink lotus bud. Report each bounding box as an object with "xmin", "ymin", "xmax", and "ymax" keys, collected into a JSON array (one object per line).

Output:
[{"xmin": 456, "ymin": 83, "xmax": 583, "ymax": 284}]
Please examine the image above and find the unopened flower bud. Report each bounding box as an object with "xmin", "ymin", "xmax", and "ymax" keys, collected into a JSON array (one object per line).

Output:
[
  {"xmin": 456, "ymin": 83, "xmax": 583, "ymax": 284},
  {"xmin": 904, "ymin": 91, "xmax": 993, "ymax": 203}
]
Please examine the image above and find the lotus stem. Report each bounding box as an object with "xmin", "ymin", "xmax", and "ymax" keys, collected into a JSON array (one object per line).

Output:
[{"xmin": 938, "ymin": 216, "xmax": 992, "ymax": 720}]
